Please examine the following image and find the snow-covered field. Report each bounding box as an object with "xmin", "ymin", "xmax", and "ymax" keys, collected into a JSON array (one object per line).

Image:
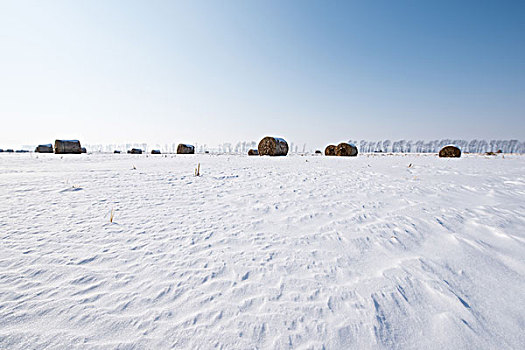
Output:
[{"xmin": 1, "ymin": 153, "xmax": 524, "ymax": 349}]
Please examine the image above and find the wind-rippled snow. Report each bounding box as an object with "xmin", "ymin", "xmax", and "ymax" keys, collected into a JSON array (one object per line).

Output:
[{"xmin": 1, "ymin": 153, "xmax": 524, "ymax": 349}]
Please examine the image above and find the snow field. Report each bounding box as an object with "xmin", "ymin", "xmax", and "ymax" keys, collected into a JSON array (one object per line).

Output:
[{"xmin": 0, "ymin": 153, "xmax": 524, "ymax": 349}]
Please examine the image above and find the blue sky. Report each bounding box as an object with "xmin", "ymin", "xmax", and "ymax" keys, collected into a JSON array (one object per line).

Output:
[{"xmin": 0, "ymin": 0, "xmax": 523, "ymax": 148}]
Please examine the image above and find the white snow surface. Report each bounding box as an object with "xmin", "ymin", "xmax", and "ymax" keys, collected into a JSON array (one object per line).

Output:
[{"xmin": 1, "ymin": 153, "xmax": 524, "ymax": 349}]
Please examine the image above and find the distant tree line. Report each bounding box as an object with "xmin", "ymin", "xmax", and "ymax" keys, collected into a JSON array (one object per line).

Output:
[
  {"xmin": 350, "ymin": 139, "xmax": 524, "ymax": 154},
  {"xmin": 84, "ymin": 139, "xmax": 524, "ymax": 154}
]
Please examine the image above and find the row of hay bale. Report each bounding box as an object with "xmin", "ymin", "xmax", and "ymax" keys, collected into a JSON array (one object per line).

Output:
[
  {"xmin": 1, "ymin": 148, "xmax": 31, "ymax": 153},
  {"xmin": 324, "ymin": 143, "xmax": 358, "ymax": 157},
  {"xmin": 249, "ymin": 137, "xmax": 461, "ymax": 158},
  {"xmin": 34, "ymin": 140, "xmax": 86, "ymax": 154},
  {"xmin": 29, "ymin": 138, "xmax": 461, "ymax": 158},
  {"xmin": 248, "ymin": 137, "xmax": 359, "ymax": 157},
  {"xmin": 1, "ymin": 149, "xmax": 33, "ymax": 153},
  {"xmin": 32, "ymin": 140, "xmax": 197, "ymax": 155},
  {"xmin": 122, "ymin": 144, "xmax": 196, "ymax": 155}
]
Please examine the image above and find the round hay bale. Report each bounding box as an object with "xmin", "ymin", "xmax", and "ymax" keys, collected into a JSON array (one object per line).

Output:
[
  {"xmin": 315, "ymin": 150, "xmax": 322, "ymax": 154},
  {"xmin": 35, "ymin": 144, "xmax": 53, "ymax": 153},
  {"xmin": 257, "ymin": 137, "xmax": 288, "ymax": 156},
  {"xmin": 248, "ymin": 149, "xmax": 259, "ymax": 156},
  {"xmin": 54, "ymin": 140, "xmax": 82, "ymax": 154},
  {"xmin": 439, "ymin": 145, "xmax": 461, "ymax": 158},
  {"xmin": 324, "ymin": 145, "xmax": 336, "ymax": 156},
  {"xmin": 177, "ymin": 144, "xmax": 195, "ymax": 154},
  {"xmin": 335, "ymin": 142, "xmax": 358, "ymax": 157}
]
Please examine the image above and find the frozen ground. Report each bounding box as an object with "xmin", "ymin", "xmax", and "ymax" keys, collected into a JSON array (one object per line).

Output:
[{"xmin": 0, "ymin": 153, "xmax": 524, "ymax": 349}]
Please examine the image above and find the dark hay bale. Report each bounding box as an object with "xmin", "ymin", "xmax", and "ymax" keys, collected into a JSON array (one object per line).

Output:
[
  {"xmin": 248, "ymin": 149, "xmax": 259, "ymax": 156},
  {"xmin": 335, "ymin": 142, "xmax": 358, "ymax": 157},
  {"xmin": 177, "ymin": 144, "xmax": 195, "ymax": 154},
  {"xmin": 81, "ymin": 147, "xmax": 87, "ymax": 153},
  {"xmin": 439, "ymin": 145, "xmax": 461, "ymax": 158},
  {"xmin": 54, "ymin": 140, "xmax": 82, "ymax": 154},
  {"xmin": 0, "ymin": 149, "xmax": 3, "ymax": 152},
  {"xmin": 315, "ymin": 150, "xmax": 322, "ymax": 154},
  {"xmin": 258, "ymin": 136, "xmax": 288, "ymax": 156},
  {"xmin": 485, "ymin": 151, "xmax": 496, "ymax": 156},
  {"xmin": 325, "ymin": 145, "xmax": 336, "ymax": 156},
  {"xmin": 129, "ymin": 148, "xmax": 143, "ymax": 154},
  {"xmin": 496, "ymin": 149, "xmax": 502, "ymax": 154},
  {"xmin": 114, "ymin": 150, "xmax": 121, "ymax": 154},
  {"xmin": 35, "ymin": 144, "xmax": 53, "ymax": 153},
  {"xmin": 151, "ymin": 150, "xmax": 161, "ymax": 154},
  {"xmin": 6, "ymin": 149, "xmax": 14, "ymax": 153},
  {"xmin": 205, "ymin": 151, "xmax": 210, "ymax": 154}
]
